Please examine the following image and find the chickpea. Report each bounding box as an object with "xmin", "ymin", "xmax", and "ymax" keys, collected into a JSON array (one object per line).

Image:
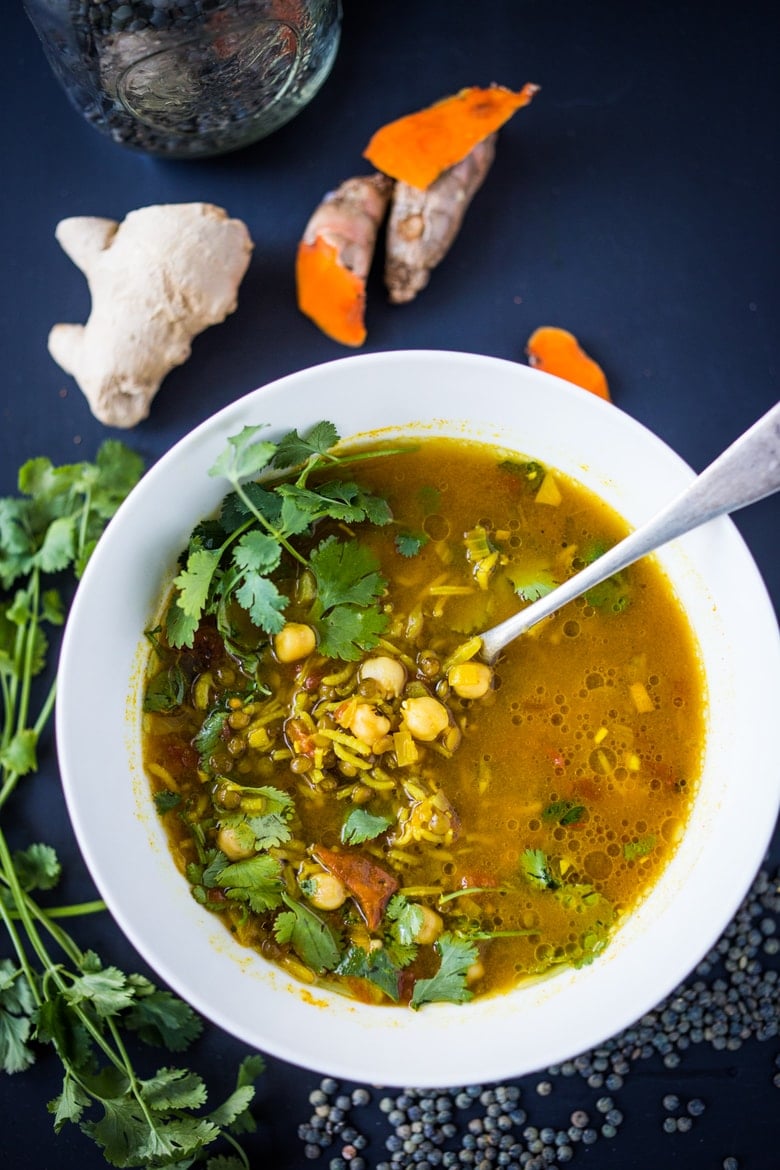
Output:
[
  {"xmin": 412, "ymin": 904, "xmax": 443, "ymax": 946},
  {"xmin": 358, "ymin": 655, "xmax": 407, "ymax": 699},
  {"xmin": 304, "ymin": 870, "xmax": 347, "ymax": 911},
  {"xmin": 348, "ymin": 702, "xmax": 392, "ymax": 748},
  {"xmin": 401, "ymin": 695, "xmax": 450, "ymax": 742},
  {"xmin": 466, "ymin": 958, "xmax": 485, "ymax": 985},
  {"xmin": 274, "ymin": 622, "xmax": 316, "ymax": 663},
  {"xmin": 448, "ymin": 661, "xmax": 493, "ymax": 700},
  {"xmin": 216, "ymin": 825, "xmax": 255, "ymax": 861}
]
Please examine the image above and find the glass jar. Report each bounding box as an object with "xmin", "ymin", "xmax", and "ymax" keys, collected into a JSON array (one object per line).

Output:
[{"xmin": 23, "ymin": 1, "xmax": 342, "ymax": 158}]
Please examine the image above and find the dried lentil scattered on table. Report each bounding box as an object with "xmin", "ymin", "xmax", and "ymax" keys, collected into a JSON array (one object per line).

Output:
[{"xmin": 296, "ymin": 865, "xmax": 780, "ymax": 1169}]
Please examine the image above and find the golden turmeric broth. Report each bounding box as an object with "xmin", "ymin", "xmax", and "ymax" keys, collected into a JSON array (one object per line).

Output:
[{"xmin": 142, "ymin": 435, "xmax": 704, "ymax": 1008}]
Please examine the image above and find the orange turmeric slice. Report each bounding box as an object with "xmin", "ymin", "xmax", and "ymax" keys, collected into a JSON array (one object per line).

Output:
[
  {"xmin": 525, "ymin": 326, "xmax": 611, "ymax": 401},
  {"xmin": 364, "ymin": 83, "xmax": 540, "ymax": 190},
  {"xmin": 296, "ymin": 237, "xmax": 368, "ymax": 347},
  {"xmin": 295, "ymin": 173, "xmax": 393, "ymax": 347}
]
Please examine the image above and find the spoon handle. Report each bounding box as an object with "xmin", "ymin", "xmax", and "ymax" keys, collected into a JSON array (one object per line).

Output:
[{"xmin": 479, "ymin": 398, "xmax": 780, "ymax": 662}]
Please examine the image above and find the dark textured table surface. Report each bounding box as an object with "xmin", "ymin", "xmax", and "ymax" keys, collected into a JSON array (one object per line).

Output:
[{"xmin": 2, "ymin": 2, "xmax": 779, "ymax": 1168}]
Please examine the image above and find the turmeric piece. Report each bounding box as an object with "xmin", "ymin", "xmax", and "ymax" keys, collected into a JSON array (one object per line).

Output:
[
  {"xmin": 364, "ymin": 83, "xmax": 539, "ymax": 190},
  {"xmin": 48, "ymin": 203, "xmax": 253, "ymax": 428},
  {"xmin": 296, "ymin": 173, "xmax": 393, "ymax": 346},
  {"xmin": 311, "ymin": 844, "xmax": 398, "ymax": 931},
  {"xmin": 525, "ymin": 326, "xmax": 611, "ymax": 401},
  {"xmin": 385, "ymin": 135, "xmax": 497, "ymax": 304}
]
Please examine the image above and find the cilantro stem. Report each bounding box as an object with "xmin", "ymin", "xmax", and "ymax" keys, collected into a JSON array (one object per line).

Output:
[
  {"xmin": 232, "ymin": 479, "xmax": 308, "ymax": 566},
  {"xmin": 438, "ymin": 885, "xmax": 508, "ymax": 904},
  {"xmin": 219, "ymin": 1129, "xmax": 252, "ymax": 1169},
  {"xmin": 0, "ymin": 871, "xmax": 43, "ymax": 1007},
  {"xmin": 295, "ymin": 445, "xmax": 414, "ymax": 487},
  {"xmin": 39, "ymin": 899, "xmax": 106, "ymax": 919},
  {"xmin": 77, "ymin": 483, "xmax": 93, "ymax": 563},
  {"xmin": 15, "ymin": 567, "xmax": 40, "ymax": 739},
  {"xmin": 468, "ymin": 928, "xmax": 539, "ymax": 940}
]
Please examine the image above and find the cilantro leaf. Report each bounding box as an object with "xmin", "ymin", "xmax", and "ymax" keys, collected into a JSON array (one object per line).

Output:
[
  {"xmin": 12, "ymin": 842, "xmax": 61, "ymax": 892},
  {"xmin": 0, "ymin": 727, "xmax": 38, "ymax": 776},
  {"xmin": 233, "ymin": 571, "xmax": 287, "ymax": 634},
  {"xmin": 35, "ymin": 514, "xmax": 76, "ymax": 573},
  {"xmin": 275, "ymin": 479, "xmax": 391, "ymax": 531},
  {"xmin": 48, "ymin": 1072, "xmax": 91, "ymax": 1132},
  {"xmin": 64, "ymin": 965, "xmax": 135, "ymax": 1019},
  {"xmin": 216, "ymin": 854, "xmax": 285, "ymax": 913},
  {"xmin": 273, "ymin": 894, "xmax": 342, "ymax": 972},
  {"xmin": 342, "ymin": 808, "xmax": 392, "ymax": 845},
  {"xmin": 124, "ymin": 977, "xmax": 203, "ymax": 1052},
  {"xmin": 410, "ymin": 934, "xmax": 478, "ymax": 1009},
  {"xmin": 92, "ymin": 440, "xmax": 145, "ymax": 509},
  {"xmin": 33, "ymin": 988, "xmax": 93, "ymax": 1072},
  {"xmin": 82, "ymin": 1096, "xmax": 218, "ymax": 1166},
  {"xmin": 314, "ymin": 604, "xmax": 389, "ymax": 661},
  {"xmin": 220, "ymin": 481, "xmax": 282, "ymax": 531},
  {"xmin": 173, "ymin": 544, "xmax": 222, "ymax": 619},
  {"xmin": 193, "ymin": 708, "xmax": 229, "ymax": 764},
  {"xmin": 384, "ymin": 895, "xmax": 423, "ymax": 967},
  {"xmin": 520, "ymin": 848, "xmax": 559, "ymax": 890},
  {"xmin": 272, "ymin": 422, "xmax": 340, "ymax": 468},
  {"xmin": 310, "ymin": 537, "xmax": 387, "ymax": 611},
  {"xmin": 143, "ymin": 664, "xmax": 186, "ymax": 713},
  {"xmin": 164, "ymin": 597, "xmax": 200, "ymax": 649},
  {"xmin": 233, "ymin": 529, "xmax": 282, "ymax": 577},
  {"xmin": 218, "ymin": 809, "xmax": 292, "ymax": 852},
  {"xmin": 336, "ymin": 945, "xmax": 401, "ymax": 1001},
  {"xmin": 542, "ymin": 800, "xmax": 586, "ymax": 826},
  {"xmin": 505, "ymin": 563, "xmax": 557, "ymax": 602},
  {"xmin": 395, "ymin": 529, "xmax": 429, "ymax": 557},
  {"xmin": 0, "ymin": 960, "xmax": 36, "ymax": 1073},
  {"xmin": 624, "ymin": 834, "xmax": 657, "ymax": 861},
  {"xmin": 140, "ymin": 1066, "xmax": 207, "ymax": 1112},
  {"xmin": 209, "ymin": 425, "xmax": 277, "ymax": 484},
  {"xmin": 206, "ymin": 1084, "xmax": 256, "ymax": 1130}
]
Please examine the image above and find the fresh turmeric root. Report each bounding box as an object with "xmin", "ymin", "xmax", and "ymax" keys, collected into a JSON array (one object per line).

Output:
[
  {"xmin": 364, "ymin": 83, "xmax": 539, "ymax": 190},
  {"xmin": 295, "ymin": 173, "xmax": 394, "ymax": 346},
  {"xmin": 525, "ymin": 327, "xmax": 611, "ymax": 401},
  {"xmin": 385, "ymin": 134, "xmax": 497, "ymax": 304},
  {"xmin": 297, "ymin": 84, "xmax": 539, "ymax": 340}
]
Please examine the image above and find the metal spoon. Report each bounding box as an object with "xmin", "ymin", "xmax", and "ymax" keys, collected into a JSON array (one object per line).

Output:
[{"xmin": 478, "ymin": 399, "xmax": 780, "ymax": 663}]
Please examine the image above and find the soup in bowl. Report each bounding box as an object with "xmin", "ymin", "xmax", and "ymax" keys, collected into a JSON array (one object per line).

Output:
[{"xmin": 56, "ymin": 350, "xmax": 780, "ymax": 1086}]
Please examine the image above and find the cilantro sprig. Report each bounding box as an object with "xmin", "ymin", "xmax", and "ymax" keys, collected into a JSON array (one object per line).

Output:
[
  {"xmin": 0, "ymin": 442, "xmax": 264, "ymax": 1168},
  {"xmin": 164, "ymin": 423, "xmax": 398, "ymax": 660}
]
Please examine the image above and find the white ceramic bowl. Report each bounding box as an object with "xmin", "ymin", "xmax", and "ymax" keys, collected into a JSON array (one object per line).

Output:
[{"xmin": 56, "ymin": 350, "xmax": 780, "ymax": 1087}]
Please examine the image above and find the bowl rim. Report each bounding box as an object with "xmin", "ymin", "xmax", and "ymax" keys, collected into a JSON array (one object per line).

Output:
[{"xmin": 56, "ymin": 349, "xmax": 780, "ymax": 1086}]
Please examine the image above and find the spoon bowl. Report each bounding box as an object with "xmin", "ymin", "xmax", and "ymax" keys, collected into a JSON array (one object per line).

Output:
[{"xmin": 478, "ymin": 399, "xmax": 780, "ymax": 662}]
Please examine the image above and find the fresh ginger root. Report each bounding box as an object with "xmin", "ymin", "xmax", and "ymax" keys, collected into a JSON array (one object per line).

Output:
[
  {"xmin": 526, "ymin": 327, "xmax": 611, "ymax": 401},
  {"xmin": 48, "ymin": 203, "xmax": 253, "ymax": 428},
  {"xmin": 364, "ymin": 83, "xmax": 539, "ymax": 190},
  {"xmin": 385, "ymin": 134, "xmax": 497, "ymax": 305},
  {"xmin": 296, "ymin": 173, "xmax": 393, "ymax": 346}
]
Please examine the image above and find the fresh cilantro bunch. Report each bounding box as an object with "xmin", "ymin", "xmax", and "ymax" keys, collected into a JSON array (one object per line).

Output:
[
  {"xmin": 0, "ymin": 442, "xmax": 264, "ymax": 1168},
  {"xmin": 164, "ymin": 422, "xmax": 396, "ymax": 661}
]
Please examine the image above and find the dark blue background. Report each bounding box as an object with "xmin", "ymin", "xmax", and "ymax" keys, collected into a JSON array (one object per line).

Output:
[{"xmin": 2, "ymin": 2, "xmax": 778, "ymax": 1167}]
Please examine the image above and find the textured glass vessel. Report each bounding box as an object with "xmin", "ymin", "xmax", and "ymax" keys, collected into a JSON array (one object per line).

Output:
[{"xmin": 24, "ymin": 1, "xmax": 342, "ymax": 158}]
